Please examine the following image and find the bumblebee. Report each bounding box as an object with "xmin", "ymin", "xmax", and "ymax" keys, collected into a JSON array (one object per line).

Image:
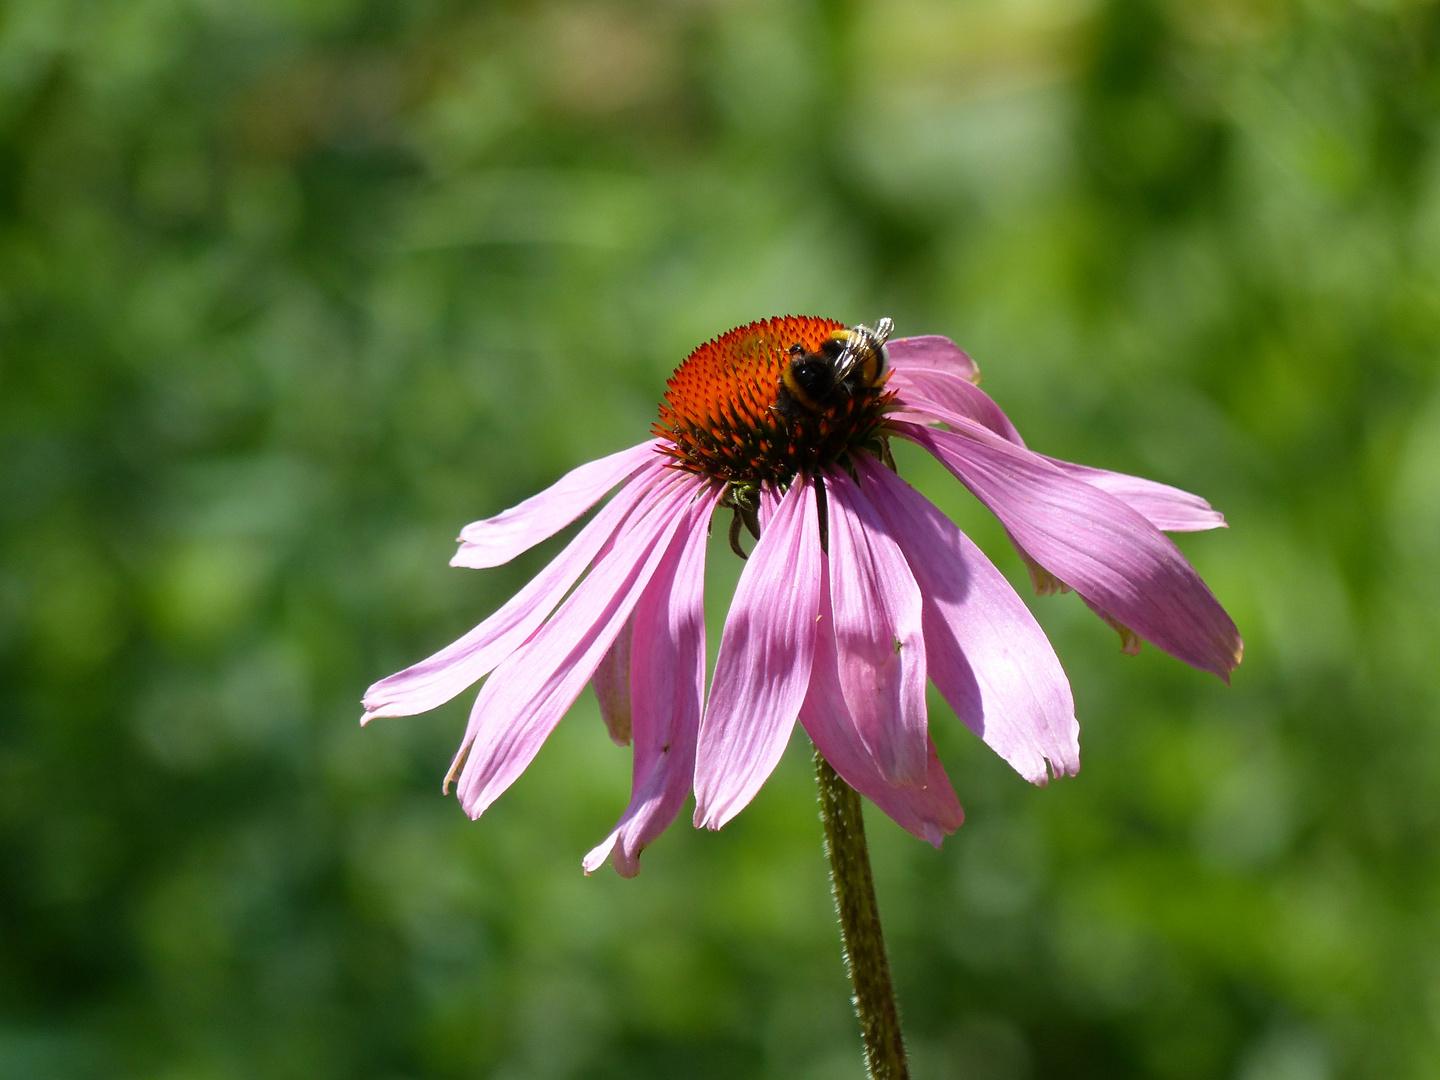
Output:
[{"xmin": 777, "ymin": 317, "xmax": 894, "ymax": 417}]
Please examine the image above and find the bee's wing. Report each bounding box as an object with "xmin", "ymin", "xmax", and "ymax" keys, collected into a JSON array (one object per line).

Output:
[{"xmin": 828, "ymin": 331, "xmax": 866, "ymax": 383}]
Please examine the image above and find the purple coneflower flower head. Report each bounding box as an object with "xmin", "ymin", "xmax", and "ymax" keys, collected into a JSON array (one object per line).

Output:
[{"xmin": 363, "ymin": 316, "xmax": 1241, "ymax": 876}]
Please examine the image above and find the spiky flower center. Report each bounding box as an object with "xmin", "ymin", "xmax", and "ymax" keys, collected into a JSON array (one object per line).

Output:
[{"xmin": 654, "ymin": 316, "xmax": 895, "ymax": 485}]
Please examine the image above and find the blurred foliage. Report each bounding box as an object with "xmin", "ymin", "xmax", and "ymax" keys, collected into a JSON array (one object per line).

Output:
[{"xmin": 2, "ymin": 0, "xmax": 1440, "ymax": 1077}]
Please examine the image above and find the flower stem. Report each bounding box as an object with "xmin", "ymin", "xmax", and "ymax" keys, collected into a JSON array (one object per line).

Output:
[{"xmin": 814, "ymin": 749, "xmax": 909, "ymax": 1080}]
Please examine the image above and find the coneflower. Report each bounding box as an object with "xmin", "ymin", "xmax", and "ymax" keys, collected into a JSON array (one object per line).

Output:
[{"xmin": 363, "ymin": 316, "xmax": 1240, "ymax": 1078}]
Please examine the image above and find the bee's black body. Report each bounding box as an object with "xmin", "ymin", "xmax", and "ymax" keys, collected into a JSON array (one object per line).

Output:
[{"xmin": 775, "ymin": 319, "xmax": 893, "ymax": 419}]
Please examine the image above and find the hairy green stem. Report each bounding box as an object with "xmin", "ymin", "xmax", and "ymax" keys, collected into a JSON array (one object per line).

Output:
[{"xmin": 814, "ymin": 749, "xmax": 909, "ymax": 1080}]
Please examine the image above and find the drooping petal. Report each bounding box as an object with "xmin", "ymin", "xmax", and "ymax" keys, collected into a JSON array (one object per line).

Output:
[
  {"xmin": 896, "ymin": 420, "xmax": 1243, "ymax": 680},
  {"xmin": 800, "ymin": 552, "xmax": 962, "ymax": 846},
  {"xmin": 452, "ymin": 441, "xmax": 661, "ymax": 569},
  {"xmin": 453, "ymin": 473, "xmax": 711, "ymax": 818},
  {"xmin": 886, "ymin": 335, "xmax": 981, "ymax": 384},
  {"xmin": 361, "ymin": 460, "xmax": 669, "ymax": 722},
  {"xmin": 1043, "ymin": 459, "xmax": 1226, "ymax": 532},
  {"xmin": 584, "ymin": 486, "xmax": 717, "ymax": 877},
  {"xmin": 887, "ymin": 393, "xmax": 1227, "ymax": 535},
  {"xmin": 757, "ymin": 482, "xmax": 782, "ymax": 530},
  {"xmin": 591, "ymin": 613, "xmax": 633, "ymax": 746},
  {"xmin": 694, "ymin": 476, "xmax": 823, "ymax": 830},
  {"xmin": 856, "ymin": 455, "xmax": 1079, "ymax": 783},
  {"xmin": 822, "ymin": 468, "xmax": 928, "ymax": 786},
  {"xmin": 888, "ymin": 368, "xmax": 1024, "ymax": 445}
]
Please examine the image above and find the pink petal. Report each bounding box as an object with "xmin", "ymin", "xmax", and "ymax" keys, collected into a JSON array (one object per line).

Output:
[
  {"xmin": 896, "ymin": 420, "xmax": 1243, "ymax": 681},
  {"xmin": 889, "ymin": 368, "xmax": 1025, "ymax": 445},
  {"xmin": 757, "ymin": 482, "xmax": 782, "ymax": 530},
  {"xmin": 584, "ymin": 485, "xmax": 716, "ymax": 877},
  {"xmin": 886, "ymin": 335, "xmax": 981, "ymax": 384},
  {"xmin": 591, "ymin": 613, "xmax": 633, "ymax": 746},
  {"xmin": 453, "ymin": 473, "xmax": 711, "ymax": 818},
  {"xmin": 1043, "ymin": 460, "xmax": 1226, "ymax": 532},
  {"xmin": 856, "ymin": 455, "xmax": 1079, "ymax": 783},
  {"xmin": 822, "ymin": 468, "xmax": 928, "ymax": 786},
  {"xmin": 361, "ymin": 459, "xmax": 669, "ymax": 722},
  {"xmin": 887, "ymin": 392, "xmax": 1226, "ymax": 536},
  {"xmin": 452, "ymin": 441, "xmax": 661, "ymax": 569},
  {"xmin": 800, "ymin": 552, "xmax": 962, "ymax": 846},
  {"xmin": 694, "ymin": 476, "xmax": 823, "ymax": 830}
]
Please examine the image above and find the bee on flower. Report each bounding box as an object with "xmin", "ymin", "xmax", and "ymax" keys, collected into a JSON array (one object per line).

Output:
[{"xmin": 362, "ymin": 316, "xmax": 1241, "ymax": 877}]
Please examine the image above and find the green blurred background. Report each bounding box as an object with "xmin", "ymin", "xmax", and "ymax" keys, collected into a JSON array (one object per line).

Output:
[{"xmin": 3, "ymin": 0, "xmax": 1439, "ymax": 1076}]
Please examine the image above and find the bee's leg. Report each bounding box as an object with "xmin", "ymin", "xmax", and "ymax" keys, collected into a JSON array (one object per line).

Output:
[
  {"xmin": 880, "ymin": 435, "xmax": 897, "ymax": 473},
  {"xmin": 740, "ymin": 505, "xmax": 761, "ymax": 542},
  {"xmin": 728, "ymin": 509, "xmax": 749, "ymax": 561}
]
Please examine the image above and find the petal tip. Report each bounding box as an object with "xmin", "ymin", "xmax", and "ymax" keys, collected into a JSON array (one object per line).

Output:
[
  {"xmin": 613, "ymin": 849, "xmax": 642, "ymax": 878},
  {"xmin": 449, "ymin": 546, "xmax": 479, "ymax": 568},
  {"xmin": 1212, "ymin": 634, "xmax": 1244, "ymax": 683},
  {"xmin": 692, "ymin": 801, "xmax": 731, "ymax": 831},
  {"xmin": 581, "ymin": 842, "xmax": 612, "ymax": 875},
  {"xmin": 1045, "ymin": 753, "xmax": 1080, "ymax": 782}
]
